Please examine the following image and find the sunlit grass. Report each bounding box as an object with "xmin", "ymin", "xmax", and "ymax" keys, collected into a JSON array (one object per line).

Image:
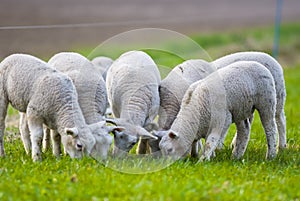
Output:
[{"xmin": 1, "ymin": 23, "xmax": 300, "ymax": 201}]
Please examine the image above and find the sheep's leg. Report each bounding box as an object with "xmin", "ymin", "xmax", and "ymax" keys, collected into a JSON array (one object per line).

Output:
[
  {"xmin": 0, "ymin": 97, "xmax": 8, "ymax": 157},
  {"xmin": 230, "ymin": 113, "xmax": 254, "ymax": 148},
  {"xmin": 259, "ymin": 114, "xmax": 277, "ymax": 159},
  {"xmin": 276, "ymin": 109, "xmax": 287, "ymax": 149},
  {"xmin": 136, "ymin": 139, "xmax": 148, "ymax": 154},
  {"xmin": 19, "ymin": 112, "xmax": 31, "ymax": 155},
  {"xmin": 191, "ymin": 140, "xmax": 202, "ymax": 158},
  {"xmin": 51, "ymin": 129, "xmax": 61, "ymax": 157},
  {"xmin": 42, "ymin": 127, "xmax": 51, "ymax": 152},
  {"xmin": 232, "ymin": 119, "xmax": 250, "ymax": 159},
  {"xmin": 27, "ymin": 116, "xmax": 44, "ymax": 162},
  {"xmin": 200, "ymin": 128, "xmax": 223, "ymax": 161}
]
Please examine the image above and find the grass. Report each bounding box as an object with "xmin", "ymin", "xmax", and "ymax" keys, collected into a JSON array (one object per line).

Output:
[{"xmin": 1, "ymin": 22, "xmax": 300, "ymax": 201}]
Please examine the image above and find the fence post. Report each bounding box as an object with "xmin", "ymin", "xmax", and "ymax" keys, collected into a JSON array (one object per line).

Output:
[{"xmin": 272, "ymin": 0, "xmax": 283, "ymax": 59}]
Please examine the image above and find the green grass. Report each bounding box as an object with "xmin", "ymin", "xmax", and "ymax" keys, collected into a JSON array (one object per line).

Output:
[{"xmin": 1, "ymin": 23, "xmax": 300, "ymax": 201}]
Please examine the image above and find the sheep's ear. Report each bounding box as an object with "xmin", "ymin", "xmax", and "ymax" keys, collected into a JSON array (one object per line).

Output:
[
  {"xmin": 89, "ymin": 121, "xmax": 106, "ymax": 133},
  {"xmin": 168, "ymin": 131, "xmax": 179, "ymax": 139},
  {"xmin": 108, "ymin": 126, "xmax": 125, "ymax": 134},
  {"xmin": 64, "ymin": 127, "xmax": 79, "ymax": 137},
  {"xmin": 137, "ymin": 127, "xmax": 158, "ymax": 140},
  {"xmin": 106, "ymin": 118, "xmax": 127, "ymax": 126},
  {"xmin": 106, "ymin": 118, "xmax": 117, "ymax": 125}
]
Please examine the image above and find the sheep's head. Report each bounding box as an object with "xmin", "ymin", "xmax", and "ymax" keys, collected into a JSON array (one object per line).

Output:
[
  {"xmin": 106, "ymin": 118, "xmax": 158, "ymax": 157},
  {"xmin": 88, "ymin": 121, "xmax": 124, "ymax": 161},
  {"xmin": 159, "ymin": 130, "xmax": 189, "ymax": 159},
  {"xmin": 61, "ymin": 127, "xmax": 85, "ymax": 159}
]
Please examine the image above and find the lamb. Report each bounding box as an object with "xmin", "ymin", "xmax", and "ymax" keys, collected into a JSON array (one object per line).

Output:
[
  {"xmin": 48, "ymin": 52, "xmax": 108, "ymax": 123},
  {"xmin": 91, "ymin": 56, "xmax": 113, "ymax": 81},
  {"xmin": 159, "ymin": 61, "xmax": 277, "ymax": 161},
  {"xmin": 157, "ymin": 51, "xmax": 286, "ymax": 156},
  {"xmin": 157, "ymin": 59, "xmax": 215, "ymax": 155},
  {"xmin": 211, "ymin": 51, "xmax": 286, "ymax": 149},
  {"xmin": 158, "ymin": 59, "xmax": 214, "ymax": 130},
  {"xmin": 105, "ymin": 50, "xmax": 159, "ymax": 156},
  {"xmin": 37, "ymin": 52, "xmax": 122, "ymax": 159},
  {"xmin": 0, "ymin": 54, "xmax": 106, "ymax": 161}
]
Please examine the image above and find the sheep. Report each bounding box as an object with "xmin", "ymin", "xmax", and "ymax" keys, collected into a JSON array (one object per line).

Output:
[
  {"xmin": 48, "ymin": 52, "xmax": 108, "ymax": 123},
  {"xmin": 91, "ymin": 56, "xmax": 113, "ymax": 81},
  {"xmin": 105, "ymin": 50, "xmax": 159, "ymax": 156},
  {"xmin": 156, "ymin": 59, "xmax": 215, "ymax": 156},
  {"xmin": 159, "ymin": 61, "xmax": 277, "ymax": 161},
  {"xmin": 31, "ymin": 52, "xmax": 122, "ymax": 159},
  {"xmin": 0, "ymin": 53, "xmax": 106, "ymax": 161},
  {"xmin": 157, "ymin": 51, "xmax": 286, "ymax": 156},
  {"xmin": 211, "ymin": 51, "xmax": 286, "ymax": 149}
]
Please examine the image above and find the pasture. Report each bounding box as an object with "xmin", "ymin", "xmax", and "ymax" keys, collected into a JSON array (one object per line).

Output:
[{"xmin": 0, "ymin": 22, "xmax": 300, "ymax": 201}]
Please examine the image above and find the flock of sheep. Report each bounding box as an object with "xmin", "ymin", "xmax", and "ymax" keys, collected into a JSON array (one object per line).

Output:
[{"xmin": 0, "ymin": 50, "xmax": 286, "ymax": 162}]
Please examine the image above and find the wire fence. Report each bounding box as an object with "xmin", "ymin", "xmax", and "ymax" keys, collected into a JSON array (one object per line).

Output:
[{"xmin": 0, "ymin": 16, "xmax": 203, "ymax": 30}]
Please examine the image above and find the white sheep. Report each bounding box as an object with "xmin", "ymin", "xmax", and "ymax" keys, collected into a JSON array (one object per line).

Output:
[
  {"xmin": 158, "ymin": 59, "xmax": 214, "ymax": 130},
  {"xmin": 0, "ymin": 53, "xmax": 106, "ymax": 161},
  {"xmin": 105, "ymin": 50, "xmax": 159, "ymax": 156},
  {"xmin": 157, "ymin": 59, "xmax": 214, "ymax": 156},
  {"xmin": 91, "ymin": 56, "xmax": 113, "ymax": 81},
  {"xmin": 48, "ymin": 52, "xmax": 108, "ymax": 123},
  {"xmin": 159, "ymin": 61, "xmax": 277, "ymax": 161},
  {"xmin": 41, "ymin": 52, "xmax": 123, "ymax": 159},
  {"xmin": 157, "ymin": 51, "xmax": 286, "ymax": 156},
  {"xmin": 211, "ymin": 51, "xmax": 286, "ymax": 149}
]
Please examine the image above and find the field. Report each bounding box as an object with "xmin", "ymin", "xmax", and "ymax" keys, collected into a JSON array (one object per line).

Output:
[{"xmin": 0, "ymin": 22, "xmax": 300, "ymax": 201}]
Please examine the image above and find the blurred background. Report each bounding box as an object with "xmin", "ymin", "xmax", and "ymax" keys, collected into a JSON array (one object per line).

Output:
[{"xmin": 0, "ymin": 0, "xmax": 299, "ymax": 64}]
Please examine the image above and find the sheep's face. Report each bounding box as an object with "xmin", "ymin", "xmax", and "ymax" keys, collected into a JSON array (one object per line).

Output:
[
  {"xmin": 112, "ymin": 129, "xmax": 138, "ymax": 157},
  {"xmin": 62, "ymin": 127, "xmax": 97, "ymax": 159},
  {"xmin": 106, "ymin": 119, "xmax": 157, "ymax": 157},
  {"xmin": 90, "ymin": 133, "xmax": 113, "ymax": 161},
  {"xmin": 159, "ymin": 130, "xmax": 188, "ymax": 159},
  {"xmin": 88, "ymin": 121, "xmax": 123, "ymax": 160},
  {"xmin": 61, "ymin": 128, "xmax": 84, "ymax": 159}
]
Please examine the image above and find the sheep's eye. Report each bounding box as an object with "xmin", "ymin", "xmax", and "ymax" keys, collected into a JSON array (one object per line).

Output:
[
  {"xmin": 167, "ymin": 148, "xmax": 173, "ymax": 153},
  {"xmin": 76, "ymin": 143, "xmax": 83, "ymax": 151}
]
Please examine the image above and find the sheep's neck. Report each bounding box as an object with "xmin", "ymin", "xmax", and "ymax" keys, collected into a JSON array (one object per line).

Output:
[{"xmin": 56, "ymin": 98, "xmax": 86, "ymax": 134}]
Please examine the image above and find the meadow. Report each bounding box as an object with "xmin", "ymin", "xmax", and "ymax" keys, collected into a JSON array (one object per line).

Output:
[{"xmin": 0, "ymin": 22, "xmax": 300, "ymax": 201}]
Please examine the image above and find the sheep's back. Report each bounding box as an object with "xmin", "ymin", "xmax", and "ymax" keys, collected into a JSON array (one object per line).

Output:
[{"xmin": 1, "ymin": 54, "xmax": 57, "ymax": 112}]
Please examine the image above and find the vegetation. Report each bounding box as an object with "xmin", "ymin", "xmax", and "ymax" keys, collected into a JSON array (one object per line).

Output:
[{"xmin": 1, "ymin": 22, "xmax": 300, "ymax": 201}]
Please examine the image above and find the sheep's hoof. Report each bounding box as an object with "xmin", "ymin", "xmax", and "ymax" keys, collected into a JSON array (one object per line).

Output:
[
  {"xmin": 32, "ymin": 154, "xmax": 42, "ymax": 162},
  {"xmin": 278, "ymin": 144, "xmax": 287, "ymax": 151},
  {"xmin": 266, "ymin": 152, "xmax": 276, "ymax": 160}
]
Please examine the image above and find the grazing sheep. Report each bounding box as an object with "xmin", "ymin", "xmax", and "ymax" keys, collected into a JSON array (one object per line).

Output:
[
  {"xmin": 158, "ymin": 59, "xmax": 214, "ymax": 130},
  {"xmin": 211, "ymin": 51, "xmax": 286, "ymax": 149},
  {"xmin": 0, "ymin": 54, "xmax": 102, "ymax": 161},
  {"xmin": 106, "ymin": 50, "xmax": 159, "ymax": 156},
  {"xmin": 91, "ymin": 56, "xmax": 113, "ymax": 81},
  {"xmin": 156, "ymin": 59, "xmax": 214, "ymax": 156},
  {"xmin": 48, "ymin": 52, "xmax": 108, "ymax": 123},
  {"xmin": 157, "ymin": 51, "xmax": 286, "ymax": 156},
  {"xmin": 44, "ymin": 52, "xmax": 122, "ymax": 160},
  {"xmin": 159, "ymin": 61, "xmax": 277, "ymax": 161}
]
